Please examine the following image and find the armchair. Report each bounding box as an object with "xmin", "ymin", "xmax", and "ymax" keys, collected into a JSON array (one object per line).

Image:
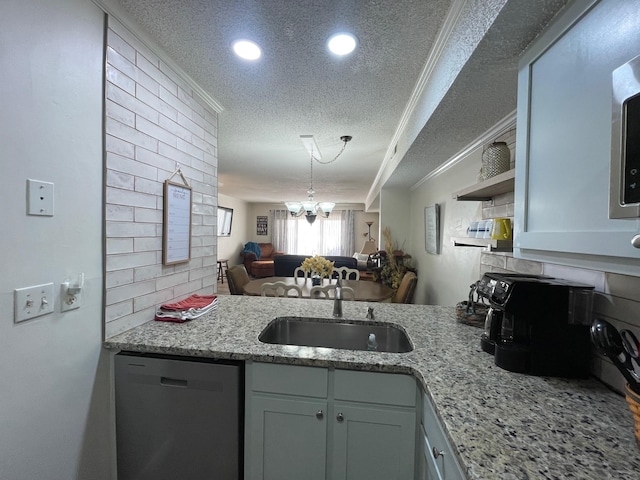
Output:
[{"xmin": 241, "ymin": 242, "xmax": 285, "ymax": 277}]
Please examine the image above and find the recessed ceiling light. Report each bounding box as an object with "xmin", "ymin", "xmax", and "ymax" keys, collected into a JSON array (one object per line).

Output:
[
  {"xmin": 232, "ymin": 40, "xmax": 262, "ymax": 61},
  {"xmin": 327, "ymin": 33, "xmax": 357, "ymax": 56}
]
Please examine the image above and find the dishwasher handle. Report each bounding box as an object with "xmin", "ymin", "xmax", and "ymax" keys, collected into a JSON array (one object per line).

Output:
[{"xmin": 160, "ymin": 376, "xmax": 188, "ymax": 388}]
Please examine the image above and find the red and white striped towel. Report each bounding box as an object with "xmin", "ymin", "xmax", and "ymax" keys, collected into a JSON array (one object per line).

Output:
[
  {"xmin": 154, "ymin": 294, "xmax": 218, "ymax": 323},
  {"xmin": 160, "ymin": 294, "xmax": 217, "ymax": 311}
]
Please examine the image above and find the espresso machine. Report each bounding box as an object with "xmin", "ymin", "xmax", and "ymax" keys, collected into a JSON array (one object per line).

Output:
[{"xmin": 477, "ymin": 273, "xmax": 594, "ymax": 378}]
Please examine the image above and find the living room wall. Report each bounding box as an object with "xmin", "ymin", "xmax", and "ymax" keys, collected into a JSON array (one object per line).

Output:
[
  {"xmin": 243, "ymin": 203, "xmax": 380, "ymax": 255},
  {"xmin": 217, "ymin": 193, "xmax": 249, "ymax": 269},
  {"xmin": 379, "ymin": 189, "xmax": 412, "ymax": 260}
]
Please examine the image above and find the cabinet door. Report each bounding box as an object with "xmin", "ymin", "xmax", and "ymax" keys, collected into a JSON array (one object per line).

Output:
[
  {"xmin": 514, "ymin": 0, "xmax": 640, "ymax": 274},
  {"xmin": 420, "ymin": 394, "xmax": 465, "ymax": 480},
  {"xmin": 248, "ymin": 395, "xmax": 327, "ymax": 480},
  {"xmin": 329, "ymin": 403, "xmax": 416, "ymax": 480},
  {"xmin": 419, "ymin": 424, "xmax": 444, "ymax": 480}
]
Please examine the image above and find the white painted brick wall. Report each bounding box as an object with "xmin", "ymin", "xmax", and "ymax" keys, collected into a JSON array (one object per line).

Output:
[{"xmin": 105, "ymin": 18, "xmax": 219, "ymax": 337}]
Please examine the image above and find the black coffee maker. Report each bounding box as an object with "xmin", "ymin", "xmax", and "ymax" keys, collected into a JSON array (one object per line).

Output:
[{"xmin": 477, "ymin": 273, "xmax": 594, "ymax": 378}]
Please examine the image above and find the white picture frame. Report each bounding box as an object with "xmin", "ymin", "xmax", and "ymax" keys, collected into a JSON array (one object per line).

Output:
[
  {"xmin": 217, "ymin": 206, "xmax": 233, "ymax": 236},
  {"xmin": 425, "ymin": 204, "xmax": 440, "ymax": 254},
  {"xmin": 163, "ymin": 180, "xmax": 192, "ymax": 265}
]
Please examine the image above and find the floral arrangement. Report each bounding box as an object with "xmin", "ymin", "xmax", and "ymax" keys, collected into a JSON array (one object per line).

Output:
[
  {"xmin": 300, "ymin": 256, "xmax": 334, "ymax": 278},
  {"xmin": 375, "ymin": 227, "xmax": 414, "ymax": 290}
]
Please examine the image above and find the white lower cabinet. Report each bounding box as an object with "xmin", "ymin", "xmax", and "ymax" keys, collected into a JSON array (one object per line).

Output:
[
  {"xmin": 329, "ymin": 402, "xmax": 417, "ymax": 479},
  {"xmin": 417, "ymin": 391, "xmax": 465, "ymax": 480},
  {"xmin": 249, "ymin": 395, "xmax": 328, "ymax": 480},
  {"xmin": 245, "ymin": 362, "xmax": 417, "ymax": 480}
]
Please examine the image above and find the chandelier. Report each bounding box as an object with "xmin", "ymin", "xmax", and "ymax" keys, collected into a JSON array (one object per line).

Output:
[{"xmin": 285, "ymin": 135, "xmax": 352, "ymax": 225}]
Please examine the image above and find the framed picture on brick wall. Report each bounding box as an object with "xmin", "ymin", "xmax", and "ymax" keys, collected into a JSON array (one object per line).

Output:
[{"xmin": 163, "ymin": 180, "xmax": 192, "ymax": 265}]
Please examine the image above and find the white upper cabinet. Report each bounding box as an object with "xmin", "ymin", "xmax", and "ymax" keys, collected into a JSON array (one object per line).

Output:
[{"xmin": 514, "ymin": 0, "xmax": 640, "ymax": 275}]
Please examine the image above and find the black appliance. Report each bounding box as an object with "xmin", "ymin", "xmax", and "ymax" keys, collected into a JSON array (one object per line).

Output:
[
  {"xmin": 477, "ymin": 273, "xmax": 594, "ymax": 377},
  {"xmin": 478, "ymin": 274, "xmax": 550, "ymax": 355}
]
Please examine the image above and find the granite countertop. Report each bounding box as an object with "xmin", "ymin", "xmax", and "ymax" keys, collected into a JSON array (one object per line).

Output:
[{"xmin": 104, "ymin": 295, "xmax": 640, "ymax": 479}]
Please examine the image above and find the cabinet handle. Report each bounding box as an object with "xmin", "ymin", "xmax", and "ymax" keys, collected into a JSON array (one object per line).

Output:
[
  {"xmin": 336, "ymin": 412, "xmax": 344, "ymax": 423},
  {"xmin": 632, "ymin": 234, "xmax": 640, "ymax": 249},
  {"xmin": 432, "ymin": 447, "xmax": 446, "ymax": 459},
  {"xmin": 316, "ymin": 410, "xmax": 324, "ymax": 420}
]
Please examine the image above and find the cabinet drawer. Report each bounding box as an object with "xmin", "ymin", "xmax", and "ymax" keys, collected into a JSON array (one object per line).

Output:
[
  {"xmin": 334, "ymin": 369, "xmax": 416, "ymax": 406},
  {"xmin": 251, "ymin": 362, "xmax": 328, "ymax": 397},
  {"xmin": 421, "ymin": 392, "xmax": 465, "ymax": 480}
]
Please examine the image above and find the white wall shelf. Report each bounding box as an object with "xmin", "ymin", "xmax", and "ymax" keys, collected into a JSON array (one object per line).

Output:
[
  {"xmin": 452, "ymin": 237, "xmax": 513, "ymax": 252},
  {"xmin": 452, "ymin": 169, "xmax": 515, "ymax": 252},
  {"xmin": 452, "ymin": 169, "xmax": 515, "ymax": 201}
]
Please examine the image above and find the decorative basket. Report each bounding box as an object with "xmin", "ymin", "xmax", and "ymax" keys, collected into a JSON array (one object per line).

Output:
[
  {"xmin": 482, "ymin": 142, "xmax": 511, "ymax": 180},
  {"xmin": 625, "ymin": 383, "xmax": 640, "ymax": 447},
  {"xmin": 455, "ymin": 301, "xmax": 489, "ymax": 328}
]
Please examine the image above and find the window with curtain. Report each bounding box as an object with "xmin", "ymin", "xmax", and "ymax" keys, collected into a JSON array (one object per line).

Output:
[{"xmin": 271, "ymin": 209, "xmax": 355, "ymax": 256}]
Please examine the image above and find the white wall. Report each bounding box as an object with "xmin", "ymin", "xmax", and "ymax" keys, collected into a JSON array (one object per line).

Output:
[
  {"xmin": 354, "ymin": 211, "xmax": 380, "ymax": 253},
  {"xmin": 380, "ymin": 189, "xmax": 412, "ymax": 254},
  {"xmin": 0, "ymin": 1, "xmax": 111, "ymax": 478},
  {"xmin": 409, "ymin": 152, "xmax": 484, "ymax": 305},
  {"xmin": 246, "ymin": 204, "xmax": 280, "ymax": 244},
  {"xmin": 217, "ymin": 193, "xmax": 249, "ymax": 267}
]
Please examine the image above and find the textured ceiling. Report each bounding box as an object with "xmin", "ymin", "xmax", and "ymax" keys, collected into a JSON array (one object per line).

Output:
[
  {"xmin": 114, "ymin": 0, "xmax": 569, "ymax": 208},
  {"xmin": 383, "ymin": 0, "xmax": 571, "ymax": 191}
]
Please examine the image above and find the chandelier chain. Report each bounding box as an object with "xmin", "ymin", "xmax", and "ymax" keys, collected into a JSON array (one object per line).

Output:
[
  {"xmin": 314, "ymin": 137, "xmax": 349, "ymax": 165},
  {"xmin": 307, "ymin": 153, "xmax": 315, "ymax": 196},
  {"xmin": 284, "ymin": 135, "xmax": 351, "ymax": 224}
]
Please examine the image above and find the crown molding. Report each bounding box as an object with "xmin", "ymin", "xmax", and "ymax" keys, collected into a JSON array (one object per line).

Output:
[
  {"xmin": 366, "ymin": 0, "xmax": 467, "ymax": 205},
  {"xmin": 92, "ymin": 0, "xmax": 224, "ymax": 113},
  {"xmin": 410, "ymin": 110, "xmax": 517, "ymax": 191}
]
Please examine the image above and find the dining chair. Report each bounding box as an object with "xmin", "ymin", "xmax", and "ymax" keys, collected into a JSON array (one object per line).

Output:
[
  {"xmin": 310, "ymin": 284, "xmax": 355, "ymax": 300},
  {"xmin": 293, "ymin": 267, "xmax": 308, "ymax": 279},
  {"xmin": 333, "ymin": 266, "xmax": 360, "ymax": 280},
  {"xmin": 261, "ymin": 281, "xmax": 303, "ymax": 298},
  {"xmin": 393, "ymin": 271, "xmax": 417, "ymax": 304},
  {"xmin": 226, "ymin": 265, "xmax": 251, "ymax": 295}
]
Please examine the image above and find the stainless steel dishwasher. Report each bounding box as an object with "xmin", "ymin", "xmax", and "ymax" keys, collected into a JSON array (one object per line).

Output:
[{"xmin": 114, "ymin": 352, "xmax": 243, "ymax": 480}]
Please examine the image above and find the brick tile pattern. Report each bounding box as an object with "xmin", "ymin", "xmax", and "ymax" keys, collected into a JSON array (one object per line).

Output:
[{"xmin": 104, "ymin": 18, "xmax": 219, "ymax": 337}]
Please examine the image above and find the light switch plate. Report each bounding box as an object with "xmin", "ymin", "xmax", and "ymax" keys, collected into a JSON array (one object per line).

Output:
[
  {"xmin": 14, "ymin": 283, "xmax": 55, "ymax": 322},
  {"xmin": 27, "ymin": 179, "xmax": 54, "ymax": 216}
]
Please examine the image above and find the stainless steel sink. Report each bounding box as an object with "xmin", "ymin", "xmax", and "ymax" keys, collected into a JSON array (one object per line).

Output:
[{"xmin": 258, "ymin": 316, "xmax": 413, "ymax": 353}]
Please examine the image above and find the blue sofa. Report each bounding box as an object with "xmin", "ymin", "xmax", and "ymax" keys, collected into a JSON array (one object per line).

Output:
[{"xmin": 273, "ymin": 255, "xmax": 358, "ymax": 277}]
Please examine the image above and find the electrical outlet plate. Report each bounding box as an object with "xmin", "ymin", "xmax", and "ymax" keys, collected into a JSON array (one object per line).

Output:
[
  {"xmin": 60, "ymin": 285, "xmax": 82, "ymax": 312},
  {"xmin": 27, "ymin": 179, "xmax": 54, "ymax": 216},
  {"xmin": 14, "ymin": 283, "xmax": 55, "ymax": 322}
]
